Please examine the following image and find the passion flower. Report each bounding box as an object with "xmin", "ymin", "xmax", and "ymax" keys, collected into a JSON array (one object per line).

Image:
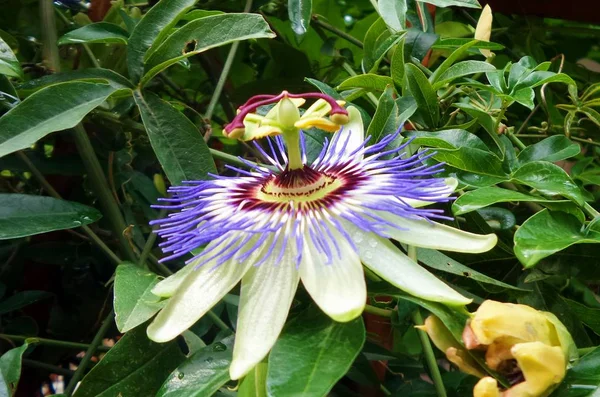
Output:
[{"xmin": 147, "ymin": 92, "xmax": 497, "ymax": 380}]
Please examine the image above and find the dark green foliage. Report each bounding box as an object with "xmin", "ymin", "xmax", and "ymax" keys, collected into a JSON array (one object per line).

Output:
[{"xmin": 1, "ymin": 0, "xmax": 600, "ymax": 395}]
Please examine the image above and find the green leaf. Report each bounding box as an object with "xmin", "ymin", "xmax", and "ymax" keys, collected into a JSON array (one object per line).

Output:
[
  {"xmin": 267, "ymin": 309, "xmax": 365, "ymax": 397},
  {"xmin": 238, "ymin": 362, "xmax": 268, "ymax": 397},
  {"xmin": 511, "ymin": 161, "xmax": 585, "ymax": 205},
  {"xmin": 404, "ymin": 29, "xmax": 438, "ymax": 61},
  {"xmin": 432, "ymin": 60, "xmax": 495, "ymax": 89},
  {"xmin": 127, "ymin": 0, "xmax": 198, "ymax": 83},
  {"xmin": 58, "ymin": 23, "xmax": 129, "ymax": 45},
  {"xmin": 0, "ymin": 290, "xmax": 52, "ymax": 314},
  {"xmin": 74, "ymin": 326, "xmax": 185, "ymax": 397},
  {"xmin": 114, "ymin": 263, "xmax": 165, "ymax": 333},
  {"xmin": 142, "ymin": 13, "xmax": 275, "ymax": 86},
  {"xmin": 181, "ymin": 10, "xmax": 224, "ymax": 21},
  {"xmin": 406, "ymin": 129, "xmax": 506, "ymax": 177},
  {"xmin": 416, "ymin": 248, "xmax": 527, "ymax": 291},
  {"xmin": 511, "ymin": 88, "xmax": 534, "ymax": 109},
  {"xmin": 453, "ymin": 103, "xmax": 504, "ymax": 159},
  {"xmin": 0, "ymin": 75, "xmax": 17, "ymax": 111},
  {"xmin": 305, "ymin": 78, "xmax": 343, "ymax": 100},
  {"xmin": 362, "ymin": 19, "xmax": 403, "ymax": 72},
  {"xmin": 0, "ymin": 194, "xmax": 101, "ymax": 240},
  {"xmin": 367, "ymin": 86, "xmax": 398, "ymax": 142},
  {"xmin": 554, "ymin": 347, "xmax": 600, "ymax": 397},
  {"xmin": 517, "ymin": 135, "xmax": 580, "ymax": 165},
  {"xmin": 579, "ymin": 106, "xmax": 600, "ymax": 128},
  {"xmin": 512, "ymin": 71, "xmax": 576, "ymax": 93},
  {"xmin": 542, "ymin": 201, "xmax": 586, "ymax": 223},
  {"xmin": 288, "ymin": 0, "xmax": 312, "ymax": 39},
  {"xmin": 378, "ymin": 0, "xmax": 407, "ymax": 32},
  {"xmin": 0, "ymin": 342, "xmax": 29, "ymax": 396},
  {"xmin": 417, "ymin": 0, "xmax": 480, "ymax": 8},
  {"xmin": 396, "ymin": 96, "xmax": 418, "ymax": 131},
  {"xmin": 17, "ymin": 68, "xmax": 133, "ymax": 96},
  {"xmin": 391, "ymin": 39, "xmax": 406, "ymax": 89},
  {"xmin": 134, "ymin": 90, "xmax": 216, "ymax": 184},
  {"xmin": 157, "ymin": 335, "xmax": 234, "ymax": 397},
  {"xmin": 514, "ymin": 210, "xmax": 600, "ymax": 267},
  {"xmin": 452, "ymin": 187, "xmax": 567, "ymax": 215},
  {"xmin": 431, "ymin": 38, "xmax": 503, "ymax": 51},
  {"xmin": 404, "ymin": 63, "xmax": 439, "ymax": 127},
  {"xmin": 337, "ymin": 74, "xmax": 393, "ymax": 92},
  {"xmin": 429, "ymin": 40, "xmax": 478, "ymax": 84},
  {"xmin": 0, "ymin": 82, "xmax": 119, "ymax": 158},
  {"xmin": 0, "ymin": 35, "xmax": 22, "ymax": 79},
  {"xmin": 561, "ymin": 297, "xmax": 600, "ymax": 336}
]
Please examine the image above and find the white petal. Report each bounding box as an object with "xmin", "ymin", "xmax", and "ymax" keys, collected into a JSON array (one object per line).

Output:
[
  {"xmin": 299, "ymin": 226, "xmax": 366, "ymax": 322},
  {"xmin": 333, "ymin": 106, "xmax": 364, "ymax": 159},
  {"xmin": 344, "ymin": 224, "xmax": 470, "ymax": 305},
  {"xmin": 151, "ymin": 261, "xmax": 196, "ymax": 298},
  {"xmin": 147, "ymin": 238, "xmax": 266, "ymax": 343},
  {"xmin": 401, "ymin": 177, "xmax": 458, "ymax": 208},
  {"xmin": 230, "ymin": 244, "xmax": 299, "ymax": 380},
  {"xmin": 152, "ymin": 236, "xmax": 234, "ymax": 298},
  {"xmin": 378, "ymin": 211, "xmax": 497, "ymax": 253}
]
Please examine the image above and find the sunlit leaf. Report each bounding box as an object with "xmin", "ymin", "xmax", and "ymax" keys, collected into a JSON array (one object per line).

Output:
[{"xmin": 514, "ymin": 210, "xmax": 600, "ymax": 267}]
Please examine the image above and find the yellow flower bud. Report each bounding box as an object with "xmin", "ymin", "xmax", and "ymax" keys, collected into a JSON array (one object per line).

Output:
[
  {"xmin": 466, "ymin": 300, "xmax": 575, "ymax": 397},
  {"xmin": 506, "ymin": 342, "xmax": 566, "ymax": 397},
  {"xmin": 469, "ymin": 300, "xmax": 557, "ymax": 347},
  {"xmin": 474, "ymin": 377, "xmax": 501, "ymax": 397},
  {"xmin": 422, "ymin": 301, "xmax": 576, "ymax": 397},
  {"xmin": 153, "ymin": 174, "xmax": 167, "ymax": 197}
]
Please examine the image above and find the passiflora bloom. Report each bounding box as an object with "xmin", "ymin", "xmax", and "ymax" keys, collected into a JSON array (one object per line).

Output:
[
  {"xmin": 422, "ymin": 300, "xmax": 577, "ymax": 397},
  {"xmin": 146, "ymin": 91, "xmax": 497, "ymax": 380}
]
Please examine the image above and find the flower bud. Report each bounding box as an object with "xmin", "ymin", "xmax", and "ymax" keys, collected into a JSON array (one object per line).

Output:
[
  {"xmin": 474, "ymin": 377, "xmax": 500, "ymax": 397},
  {"xmin": 422, "ymin": 300, "xmax": 576, "ymax": 397},
  {"xmin": 153, "ymin": 174, "xmax": 167, "ymax": 197}
]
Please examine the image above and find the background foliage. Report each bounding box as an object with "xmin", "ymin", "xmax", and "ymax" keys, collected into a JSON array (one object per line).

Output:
[{"xmin": 2, "ymin": 0, "xmax": 600, "ymax": 395}]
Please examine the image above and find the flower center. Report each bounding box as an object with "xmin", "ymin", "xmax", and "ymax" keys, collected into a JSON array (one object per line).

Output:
[{"xmin": 256, "ymin": 167, "xmax": 343, "ymax": 204}]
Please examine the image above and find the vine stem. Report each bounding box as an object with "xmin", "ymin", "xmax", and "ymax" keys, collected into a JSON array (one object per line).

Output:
[
  {"xmin": 0, "ymin": 334, "xmax": 110, "ymax": 352},
  {"xmin": 138, "ymin": 209, "xmax": 166, "ymax": 268},
  {"xmin": 203, "ymin": 0, "xmax": 253, "ymax": 141},
  {"xmin": 408, "ymin": 245, "xmax": 448, "ymax": 397},
  {"xmin": 311, "ymin": 15, "xmax": 364, "ymax": 49},
  {"xmin": 364, "ymin": 304, "xmax": 393, "ymax": 317},
  {"xmin": 17, "ymin": 151, "xmax": 122, "ymax": 265},
  {"xmin": 40, "ymin": 0, "xmax": 60, "ymax": 72},
  {"xmin": 496, "ymin": 101, "xmax": 526, "ymax": 151},
  {"xmin": 71, "ymin": 124, "xmax": 138, "ymax": 263},
  {"xmin": 583, "ymin": 203, "xmax": 600, "ymax": 219},
  {"xmin": 64, "ymin": 310, "xmax": 115, "ymax": 396},
  {"xmin": 206, "ymin": 310, "xmax": 232, "ymax": 332},
  {"xmin": 23, "ymin": 359, "xmax": 75, "ymax": 377},
  {"xmin": 40, "ymin": 0, "xmax": 135, "ymax": 263}
]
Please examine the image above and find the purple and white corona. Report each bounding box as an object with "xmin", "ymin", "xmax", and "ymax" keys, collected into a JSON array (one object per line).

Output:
[{"xmin": 146, "ymin": 92, "xmax": 497, "ymax": 380}]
